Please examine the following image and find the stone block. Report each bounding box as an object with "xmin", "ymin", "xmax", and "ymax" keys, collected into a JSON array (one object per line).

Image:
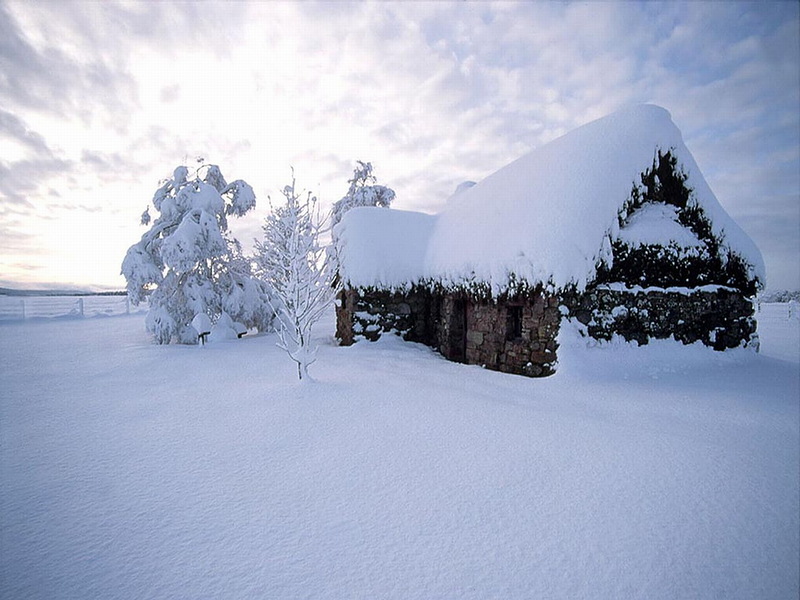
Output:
[{"xmin": 466, "ymin": 330, "xmax": 484, "ymax": 345}]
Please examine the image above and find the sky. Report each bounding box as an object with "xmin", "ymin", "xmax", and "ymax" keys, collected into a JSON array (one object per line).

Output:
[{"xmin": 1, "ymin": 0, "xmax": 798, "ymax": 292}]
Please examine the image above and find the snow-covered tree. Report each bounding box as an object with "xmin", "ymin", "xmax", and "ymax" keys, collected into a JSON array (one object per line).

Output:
[
  {"xmin": 331, "ymin": 161, "xmax": 395, "ymax": 228},
  {"xmin": 121, "ymin": 163, "xmax": 272, "ymax": 344},
  {"xmin": 217, "ymin": 233, "xmax": 274, "ymax": 334},
  {"xmin": 255, "ymin": 172, "xmax": 339, "ymax": 380}
]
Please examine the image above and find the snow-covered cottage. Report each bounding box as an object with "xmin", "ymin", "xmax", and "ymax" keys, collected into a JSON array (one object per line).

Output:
[{"xmin": 334, "ymin": 105, "xmax": 764, "ymax": 377}]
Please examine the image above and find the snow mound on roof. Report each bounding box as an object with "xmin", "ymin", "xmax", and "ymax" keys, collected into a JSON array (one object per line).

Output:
[
  {"xmin": 335, "ymin": 207, "xmax": 436, "ymax": 289},
  {"xmin": 617, "ymin": 203, "xmax": 704, "ymax": 248},
  {"xmin": 337, "ymin": 104, "xmax": 764, "ymax": 292}
]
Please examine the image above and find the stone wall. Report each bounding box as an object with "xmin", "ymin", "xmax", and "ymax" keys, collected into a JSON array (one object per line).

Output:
[
  {"xmin": 435, "ymin": 295, "xmax": 467, "ymax": 362},
  {"xmin": 454, "ymin": 294, "xmax": 561, "ymax": 377},
  {"xmin": 335, "ymin": 287, "xmax": 433, "ymax": 346},
  {"xmin": 335, "ymin": 287, "xmax": 562, "ymax": 377},
  {"xmin": 562, "ymin": 286, "xmax": 757, "ymax": 350},
  {"xmin": 337, "ymin": 283, "xmax": 758, "ymax": 377}
]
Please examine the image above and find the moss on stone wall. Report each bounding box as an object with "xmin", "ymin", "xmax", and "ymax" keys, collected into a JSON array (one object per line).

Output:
[{"xmin": 562, "ymin": 286, "xmax": 757, "ymax": 350}]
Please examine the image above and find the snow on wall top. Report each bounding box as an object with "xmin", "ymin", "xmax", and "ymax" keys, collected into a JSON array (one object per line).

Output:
[
  {"xmin": 336, "ymin": 104, "xmax": 765, "ymax": 292},
  {"xmin": 334, "ymin": 207, "xmax": 436, "ymax": 289}
]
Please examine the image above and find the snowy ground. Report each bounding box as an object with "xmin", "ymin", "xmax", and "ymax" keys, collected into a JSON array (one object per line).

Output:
[{"xmin": 1, "ymin": 305, "xmax": 797, "ymax": 599}]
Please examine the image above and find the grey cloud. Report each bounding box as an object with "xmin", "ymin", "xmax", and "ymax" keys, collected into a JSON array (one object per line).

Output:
[
  {"xmin": 347, "ymin": 2, "xmax": 798, "ymax": 291},
  {"xmin": 0, "ymin": 1, "xmax": 795, "ymax": 288},
  {"xmin": 0, "ymin": 223, "xmax": 35, "ymax": 244},
  {"xmin": 0, "ymin": 157, "xmax": 73, "ymax": 210},
  {"xmin": 0, "ymin": 109, "xmax": 51, "ymax": 155},
  {"xmin": 4, "ymin": 262, "xmax": 45, "ymax": 271},
  {"xmin": 50, "ymin": 202, "xmax": 103, "ymax": 213},
  {"xmin": 0, "ymin": 1, "xmax": 252, "ymax": 125},
  {"xmin": 79, "ymin": 149, "xmax": 132, "ymax": 179},
  {"xmin": 0, "ymin": 218, "xmax": 46, "ymax": 255},
  {"xmin": 121, "ymin": 126, "xmax": 204, "ymax": 182},
  {"xmin": 289, "ymin": 151, "xmax": 356, "ymax": 188},
  {"xmin": 0, "ymin": 4, "xmax": 138, "ymax": 122},
  {"xmin": 160, "ymin": 84, "xmax": 181, "ymax": 104}
]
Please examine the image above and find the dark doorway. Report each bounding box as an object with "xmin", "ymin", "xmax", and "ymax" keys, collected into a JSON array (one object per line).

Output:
[
  {"xmin": 448, "ymin": 298, "xmax": 468, "ymax": 363},
  {"xmin": 506, "ymin": 305, "xmax": 523, "ymax": 341}
]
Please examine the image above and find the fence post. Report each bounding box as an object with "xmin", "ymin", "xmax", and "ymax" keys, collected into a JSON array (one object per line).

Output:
[
  {"xmin": 126, "ymin": 295, "xmax": 130, "ymax": 315},
  {"xmin": 21, "ymin": 298, "xmax": 25, "ymax": 320},
  {"xmin": 78, "ymin": 298, "xmax": 84, "ymax": 317}
]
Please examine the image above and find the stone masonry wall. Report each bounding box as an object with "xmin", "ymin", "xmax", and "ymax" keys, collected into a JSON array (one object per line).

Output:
[
  {"xmin": 562, "ymin": 286, "xmax": 757, "ymax": 350},
  {"xmin": 462, "ymin": 294, "xmax": 561, "ymax": 377},
  {"xmin": 336, "ymin": 284, "xmax": 756, "ymax": 377},
  {"xmin": 335, "ymin": 287, "xmax": 433, "ymax": 346},
  {"xmin": 335, "ymin": 287, "xmax": 562, "ymax": 377},
  {"xmin": 434, "ymin": 295, "xmax": 466, "ymax": 362}
]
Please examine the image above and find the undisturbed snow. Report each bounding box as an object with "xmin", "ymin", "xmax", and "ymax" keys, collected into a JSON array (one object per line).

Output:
[{"xmin": 1, "ymin": 306, "xmax": 798, "ymax": 599}]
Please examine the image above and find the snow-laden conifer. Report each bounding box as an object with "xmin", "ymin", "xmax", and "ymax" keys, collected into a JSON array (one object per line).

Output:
[
  {"xmin": 121, "ymin": 163, "xmax": 272, "ymax": 344},
  {"xmin": 255, "ymin": 172, "xmax": 339, "ymax": 380}
]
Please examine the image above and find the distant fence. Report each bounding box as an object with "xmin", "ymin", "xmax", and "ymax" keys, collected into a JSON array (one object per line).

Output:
[
  {"xmin": 757, "ymin": 301, "xmax": 800, "ymax": 321},
  {"xmin": 0, "ymin": 295, "xmax": 148, "ymax": 322}
]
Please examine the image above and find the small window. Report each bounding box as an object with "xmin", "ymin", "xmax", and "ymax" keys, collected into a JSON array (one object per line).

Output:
[{"xmin": 506, "ymin": 305, "xmax": 523, "ymax": 341}]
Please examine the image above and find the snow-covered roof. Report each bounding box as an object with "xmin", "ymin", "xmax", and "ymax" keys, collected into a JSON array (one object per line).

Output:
[
  {"xmin": 335, "ymin": 104, "xmax": 765, "ymax": 293},
  {"xmin": 334, "ymin": 207, "xmax": 436, "ymax": 289}
]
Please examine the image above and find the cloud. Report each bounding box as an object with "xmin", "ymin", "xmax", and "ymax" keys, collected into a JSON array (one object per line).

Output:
[
  {"xmin": 159, "ymin": 84, "xmax": 181, "ymax": 104},
  {"xmin": 0, "ymin": 108, "xmax": 51, "ymax": 157},
  {"xmin": 0, "ymin": 223, "xmax": 37, "ymax": 249},
  {"xmin": 0, "ymin": 3, "xmax": 137, "ymax": 122},
  {"xmin": 0, "ymin": 157, "xmax": 72, "ymax": 209}
]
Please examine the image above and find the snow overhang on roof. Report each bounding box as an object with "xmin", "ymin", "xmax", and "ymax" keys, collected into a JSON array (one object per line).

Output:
[
  {"xmin": 336, "ymin": 104, "xmax": 765, "ymax": 294},
  {"xmin": 334, "ymin": 207, "xmax": 436, "ymax": 290}
]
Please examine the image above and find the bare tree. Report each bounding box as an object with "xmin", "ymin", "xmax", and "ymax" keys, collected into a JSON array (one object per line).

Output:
[{"xmin": 255, "ymin": 171, "xmax": 339, "ymax": 380}]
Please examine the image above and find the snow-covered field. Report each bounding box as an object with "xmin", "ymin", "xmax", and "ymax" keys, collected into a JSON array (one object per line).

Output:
[{"xmin": 1, "ymin": 304, "xmax": 797, "ymax": 599}]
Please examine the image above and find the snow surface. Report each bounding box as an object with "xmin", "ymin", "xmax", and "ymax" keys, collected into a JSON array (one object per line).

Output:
[
  {"xmin": 1, "ymin": 305, "xmax": 797, "ymax": 599},
  {"xmin": 336, "ymin": 105, "xmax": 765, "ymax": 292}
]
